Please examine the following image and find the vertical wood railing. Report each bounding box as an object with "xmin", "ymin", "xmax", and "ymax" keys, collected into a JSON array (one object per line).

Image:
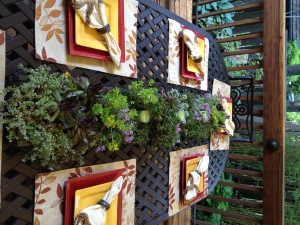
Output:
[{"xmin": 262, "ymin": 0, "xmax": 286, "ymax": 224}]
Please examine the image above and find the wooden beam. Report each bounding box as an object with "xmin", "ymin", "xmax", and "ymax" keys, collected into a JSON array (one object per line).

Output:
[
  {"xmin": 227, "ymin": 63, "xmax": 263, "ymax": 71},
  {"xmin": 207, "ymin": 195, "xmax": 263, "ymax": 208},
  {"xmin": 217, "ymin": 32, "xmax": 263, "ymax": 43},
  {"xmin": 204, "ymin": 18, "xmax": 263, "ymax": 31},
  {"xmin": 228, "ymin": 154, "xmax": 263, "ymax": 162},
  {"xmin": 194, "ymin": 2, "xmax": 264, "ymax": 19},
  {"xmin": 222, "ymin": 47, "xmax": 263, "ymax": 57},
  {"xmin": 262, "ymin": 0, "xmax": 286, "ymax": 224},
  {"xmin": 195, "ymin": 0, "xmax": 221, "ymax": 6},
  {"xmin": 196, "ymin": 205, "xmax": 263, "ymax": 224}
]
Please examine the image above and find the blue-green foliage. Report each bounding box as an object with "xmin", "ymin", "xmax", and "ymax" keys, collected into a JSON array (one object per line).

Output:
[{"xmin": 197, "ymin": 0, "xmax": 235, "ymax": 39}]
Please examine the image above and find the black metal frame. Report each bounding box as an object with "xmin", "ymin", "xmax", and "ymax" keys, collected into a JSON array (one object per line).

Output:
[{"xmin": 230, "ymin": 76, "xmax": 254, "ymax": 143}]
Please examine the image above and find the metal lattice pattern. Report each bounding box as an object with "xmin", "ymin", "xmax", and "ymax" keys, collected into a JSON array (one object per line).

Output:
[{"xmin": 0, "ymin": 0, "xmax": 229, "ymax": 224}]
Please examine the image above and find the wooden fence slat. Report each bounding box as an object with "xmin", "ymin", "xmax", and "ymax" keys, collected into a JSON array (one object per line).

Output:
[
  {"xmin": 240, "ymin": 124, "xmax": 263, "ymax": 130},
  {"xmin": 230, "ymin": 80, "xmax": 263, "ymax": 86},
  {"xmin": 204, "ymin": 18, "xmax": 263, "ymax": 31},
  {"xmin": 217, "ymin": 32, "xmax": 264, "ymax": 43},
  {"xmin": 224, "ymin": 168, "xmax": 263, "ymax": 177},
  {"xmin": 223, "ymin": 47, "xmax": 263, "ymax": 57},
  {"xmin": 227, "ymin": 63, "xmax": 263, "ymax": 71},
  {"xmin": 238, "ymin": 95, "xmax": 263, "ymax": 101},
  {"xmin": 196, "ymin": 205, "xmax": 263, "ymax": 224},
  {"xmin": 217, "ymin": 181, "xmax": 263, "ymax": 192},
  {"xmin": 228, "ymin": 154, "xmax": 263, "ymax": 162},
  {"xmin": 195, "ymin": 221, "xmax": 215, "ymax": 225},
  {"xmin": 194, "ymin": 2, "xmax": 264, "ymax": 19},
  {"xmin": 195, "ymin": 0, "xmax": 223, "ymax": 6},
  {"xmin": 207, "ymin": 195, "xmax": 263, "ymax": 208}
]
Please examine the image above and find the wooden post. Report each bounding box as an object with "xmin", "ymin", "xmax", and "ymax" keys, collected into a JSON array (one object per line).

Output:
[
  {"xmin": 156, "ymin": 0, "xmax": 193, "ymax": 22},
  {"xmin": 263, "ymin": 0, "xmax": 286, "ymax": 224}
]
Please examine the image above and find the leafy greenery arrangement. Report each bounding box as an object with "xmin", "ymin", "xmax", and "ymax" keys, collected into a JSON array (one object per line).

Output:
[{"xmin": 0, "ymin": 65, "xmax": 226, "ymax": 170}]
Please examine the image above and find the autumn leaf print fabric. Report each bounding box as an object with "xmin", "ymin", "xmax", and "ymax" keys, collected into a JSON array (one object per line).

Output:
[
  {"xmin": 167, "ymin": 19, "xmax": 209, "ymax": 91},
  {"xmin": 35, "ymin": 0, "xmax": 138, "ymax": 78},
  {"xmin": 34, "ymin": 159, "xmax": 136, "ymax": 225},
  {"xmin": 168, "ymin": 145, "xmax": 208, "ymax": 216}
]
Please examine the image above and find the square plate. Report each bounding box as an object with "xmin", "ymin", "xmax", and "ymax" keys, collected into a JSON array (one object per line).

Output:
[
  {"xmin": 67, "ymin": 0, "xmax": 125, "ymax": 62},
  {"xmin": 181, "ymin": 29, "xmax": 205, "ymax": 81},
  {"xmin": 64, "ymin": 169, "xmax": 123, "ymax": 225},
  {"xmin": 181, "ymin": 152, "xmax": 206, "ymax": 205},
  {"xmin": 75, "ymin": 0, "xmax": 119, "ymax": 51},
  {"xmin": 74, "ymin": 182, "xmax": 119, "ymax": 225}
]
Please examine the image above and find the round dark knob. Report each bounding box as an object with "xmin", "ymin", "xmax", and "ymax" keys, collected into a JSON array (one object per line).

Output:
[{"xmin": 267, "ymin": 139, "xmax": 278, "ymax": 151}]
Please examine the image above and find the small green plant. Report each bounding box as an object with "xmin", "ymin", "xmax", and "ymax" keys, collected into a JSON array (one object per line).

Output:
[
  {"xmin": 126, "ymin": 80, "xmax": 159, "ymax": 110},
  {"xmin": 182, "ymin": 92, "xmax": 226, "ymax": 140},
  {"xmin": 1, "ymin": 65, "xmax": 76, "ymax": 170},
  {"xmin": 91, "ymin": 88, "xmax": 137, "ymax": 152}
]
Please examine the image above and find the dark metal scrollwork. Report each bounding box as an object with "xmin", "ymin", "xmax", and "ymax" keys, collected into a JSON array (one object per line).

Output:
[{"xmin": 230, "ymin": 76, "xmax": 254, "ymax": 143}]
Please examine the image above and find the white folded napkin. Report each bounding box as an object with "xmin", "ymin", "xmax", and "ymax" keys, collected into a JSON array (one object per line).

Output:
[
  {"xmin": 74, "ymin": 176, "xmax": 123, "ymax": 225},
  {"xmin": 184, "ymin": 155, "xmax": 209, "ymax": 204},
  {"xmin": 221, "ymin": 99, "xmax": 235, "ymax": 136},
  {"xmin": 70, "ymin": 0, "xmax": 121, "ymax": 66},
  {"xmin": 182, "ymin": 29, "xmax": 203, "ymax": 72}
]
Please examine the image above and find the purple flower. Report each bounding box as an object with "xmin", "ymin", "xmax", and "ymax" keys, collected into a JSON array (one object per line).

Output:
[
  {"xmin": 195, "ymin": 116, "xmax": 202, "ymax": 121},
  {"xmin": 124, "ymin": 130, "xmax": 134, "ymax": 136},
  {"xmin": 122, "ymin": 108, "xmax": 129, "ymax": 113},
  {"xmin": 175, "ymin": 123, "xmax": 181, "ymax": 134},
  {"xmin": 194, "ymin": 111, "xmax": 202, "ymax": 121},
  {"xmin": 125, "ymin": 136, "xmax": 133, "ymax": 143},
  {"xmin": 204, "ymin": 93, "xmax": 212, "ymax": 99},
  {"xmin": 95, "ymin": 145, "xmax": 106, "ymax": 153},
  {"xmin": 199, "ymin": 103, "xmax": 211, "ymax": 122}
]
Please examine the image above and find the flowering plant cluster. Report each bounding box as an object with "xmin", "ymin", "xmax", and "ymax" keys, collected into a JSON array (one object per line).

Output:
[{"xmin": 0, "ymin": 65, "xmax": 226, "ymax": 170}]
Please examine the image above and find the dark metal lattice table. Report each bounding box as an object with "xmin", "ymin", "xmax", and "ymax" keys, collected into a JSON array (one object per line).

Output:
[{"xmin": 0, "ymin": 0, "xmax": 229, "ymax": 224}]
